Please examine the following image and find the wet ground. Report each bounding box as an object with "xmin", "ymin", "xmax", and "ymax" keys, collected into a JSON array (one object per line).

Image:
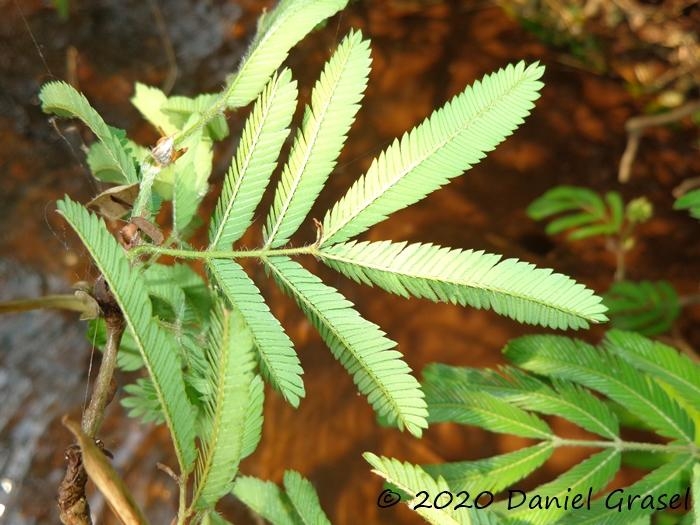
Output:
[{"xmin": 1, "ymin": 1, "xmax": 699, "ymax": 524}]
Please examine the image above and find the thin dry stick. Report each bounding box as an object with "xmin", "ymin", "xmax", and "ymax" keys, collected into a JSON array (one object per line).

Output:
[
  {"xmin": 147, "ymin": 0, "xmax": 178, "ymax": 94},
  {"xmin": 619, "ymin": 99, "xmax": 700, "ymax": 182}
]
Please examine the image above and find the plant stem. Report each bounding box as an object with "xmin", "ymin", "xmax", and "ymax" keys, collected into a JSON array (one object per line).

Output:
[
  {"xmin": 81, "ymin": 315, "xmax": 125, "ymax": 438},
  {"xmin": 128, "ymin": 244, "xmax": 318, "ymax": 261}
]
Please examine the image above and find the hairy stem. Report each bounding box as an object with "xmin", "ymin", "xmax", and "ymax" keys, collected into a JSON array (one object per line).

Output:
[{"xmin": 127, "ymin": 243, "xmax": 318, "ymax": 261}]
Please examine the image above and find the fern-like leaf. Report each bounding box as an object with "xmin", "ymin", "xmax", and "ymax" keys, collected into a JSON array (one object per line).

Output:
[
  {"xmin": 57, "ymin": 197, "xmax": 196, "ymax": 471},
  {"xmin": 283, "ymin": 470, "xmax": 332, "ymax": 525},
  {"xmin": 209, "ymin": 69, "xmax": 298, "ymax": 250},
  {"xmin": 527, "ymin": 186, "xmax": 623, "ymax": 240},
  {"xmin": 603, "ymin": 280, "xmax": 681, "ymax": 336},
  {"xmin": 320, "ymin": 61, "xmax": 544, "ymax": 245},
  {"xmin": 425, "ymin": 381, "xmax": 552, "ymax": 439},
  {"xmin": 505, "ymin": 448, "xmax": 620, "ymax": 525},
  {"xmin": 319, "ymin": 240, "xmax": 607, "ymax": 329},
  {"xmin": 40, "ymin": 82, "xmax": 138, "ymax": 184},
  {"xmin": 264, "ymin": 256, "xmax": 428, "ymax": 436},
  {"xmin": 224, "ymin": 0, "xmax": 349, "ymax": 109},
  {"xmin": 423, "ymin": 442, "xmax": 554, "ymax": 494},
  {"xmin": 505, "ymin": 335, "xmax": 695, "ymax": 442},
  {"xmin": 561, "ymin": 454, "xmax": 693, "ymax": 525},
  {"xmin": 194, "ymin": 306, "xmax": 255, "ymax": 509},
  {"xmin": 263, "ymin": 30, "xmax": 371, "ymax": 248},
  {"xmin": 423, "ymin": 364, "xmax": 619, "ymax": 439},
  {"xmin": 603, "ymin": 330, "xmax": 700, "ymax": 414},
  {"xmin": 208, "ymin": 259, "xmax": 304, "ymax": 406}
]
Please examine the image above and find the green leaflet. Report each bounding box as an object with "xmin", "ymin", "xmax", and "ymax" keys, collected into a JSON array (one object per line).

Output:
[
  {"xmin": 40, "ymin": 81, "xmax": 139, "ymax": 184},
  {"xmin": 320, "ymin": 61, "xmax": 545, "ymax": 246},
  {"xmin": 425, "ymin": 381, "xmax": 552, "ymax": 439},
  {"xmin": 56, "ymin": 197, "xmax": 196, "ymax": 472},
  {"xmin": 423, "ymin": 364, "xmax": 619, "ymax": 439},
  {"xmin": 208, "ymin": 259, "xmax": 304, "ymax": 406},
  {"xmin": 209, "ymin": 69, "xmax": 298, "ymax": 250},
  {"xmin": 231, "ymin": 475, "xmax": 302, "ymax": 525},
  {"xmin": 318, "ymin": 240, "xmax": 607, "ymax": 329},
  {"xmin": 263, "ymin": 29, "xmax": 371, "ymax": 248},
  {"xmin": 131, "ymin": 82, "xmax": 178, "ymax": 135},
  {"xmin": 603, "ymin": 330, "xmax": 700, "ymax": 414},
  {"xmin": 504, "ymin": 448, "xmax": 620, "ymax": 524},
  {"xmin": 423, "ymin": 442, "xmax": 554, "ymax": 494},
  {"xmin": 283, "ymin": 471, "xmax": 332, "ymax": 525},
  {"xmin": 505, "ymin": 335, "xmax": 695, "ymax": 442},
  {"xmin": 194, "ymin": 307, "xmax": 255, "ymax": 509},
  {"xmin": 263, "ymin": 255, "xmax": 428, "ymax": 436}
]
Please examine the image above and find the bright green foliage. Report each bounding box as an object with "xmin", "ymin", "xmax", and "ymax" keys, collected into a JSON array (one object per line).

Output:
[
  {"xmin": 424, "ymin": 364, "xmax": 619, "ymax": 439},
  {"xmin": 282, "ymin": 471, "xmax": 332, "ymax": 525},
  {"xmin": 40, "ymin": 81, "xmax": 138, "ymax": 184},
  {"xmin": 264, "ymin": 29, "xmax": 371, "ymax": 248},
  {"xmin": 39, "ymin": 2, "xmax": 622, "ymax": 521},
  {"xmin": 425, "ymin": 382, "xmax": 552, "ymax": 439},
  {"xmin": 224, "ymin": 0, "xmax": 349, "ymax": 109},
  {"xmin": 506, "ymin": 334, "xmax": 695, "ymax": 441},
  {"xmin": 320, "ymin": 61, "xmax": 545, "ymax": 246},
  {"xmin": 408, "ymin": 330, "xmax": 700, "ymax": 524},
  {"xmin": 527, "ymin": 186, "xmax": 624, "ymax": 240},
  {"xmin": 208, "ymin": 259, "xmax": 304, "ymax": 406},
  {"xmin": 56, "ymin": 197, "xmax": 196, "ymax": 472},
  {"xmin": 193, "ymin": 307, "xmax": 256, "ymax": 509},
  {"xmin": 264, "ymin": 256, "xmax": 428, "ymax": 436},
  {"xmin": 675, "ymin": 188, "xmax": 700, "ymax": 219},
  {"xmin": 209, "ymin": 69, "xmax": 298, "ymax": 250},
  {"xmin": 232, "ymin": 471, "xmax": 331, "ymax": 525},
  {"xmin": 603, "ymin": 280, "xmax": 681, "ymax": 335},
  {"xmin": 603, "ymin": 330, "xmax": 700, "ymax": 414},
  {"xmin": 319, "ymin": 240, "xmax": 607, "ymax": 329}
]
